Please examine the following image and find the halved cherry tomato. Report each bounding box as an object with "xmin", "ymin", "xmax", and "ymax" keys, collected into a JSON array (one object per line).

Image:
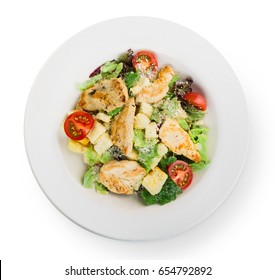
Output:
[
  {"xmin": 183, "ymin": 92, "xmax": 207, "ymax": 111},
  {"xmin": 168, "ymin": 160, "xmax": 193, "ymax": 190},
  {"xmin": 64, "ymin": 111, "xmax": 94, "ymax": 141},
  {"xmin": 132, "ymin": 50, "xmax": 158, "ymax": 76}
]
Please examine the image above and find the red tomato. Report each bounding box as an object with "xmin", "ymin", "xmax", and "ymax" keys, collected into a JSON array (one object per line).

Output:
[
  {"xmin": 168, "ymin": 160, "xmax": 193, "ymax": 190},
  {"xmin": 132, "ymin": 50, "xmax": 158, "ymax": 76},
  {"xmin": 64, "ymin": 111, "xmax": 94, "ymax": 140},
  {"xmin": 183, "ymin": 92, "xmax": 207, "ymax": 111}
]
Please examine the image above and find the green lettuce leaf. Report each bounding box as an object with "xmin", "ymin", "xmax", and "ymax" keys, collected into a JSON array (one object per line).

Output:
[
  {"xmin": 189, "ymin": 126, "xmax": 209, "ymax": 143},
  {"xmin": 100, "ymin": 150, "xmax": 114, "ymax": 164},
  {"xmin": 125, "ymin": 70, "xmax": 140, "ymax": 88},
  {"xmin": 79, "ymin": 73, "xmax": 102, "ymax": 90},
  {"xmin": 151, "ymin": 98, "xmax": 183, "ymax": 123},
  {"xmin": 185, "ymin": 103, "xmax": 206, "ymax": 122},
  {"xmin": 100, "ymin": 61, "xmax": 118, "ymax": 73},
  {"xmin": 137, "ymin": 145, "xmax": 158, "ymax": 172},
  {"xmin": 79, "ymin": 61, "xmax": 123, "ymax": 90},
  {"xmin": 108, "ymin": 106, "xmax": 123, "ymax": 117},
  {"xmin": 95, "ymin": 182, "xmax": 109, "ymax": 194},
  {"xmin": 134, "ymin": 129, "xmax": 158, "ymax": 172},
  {"xmin": 167, "ymin": 75, "xmax": 181, "ymax": 98},
  {"xmin": 178, "ymin": 118, "xmax": 189, "ymax": 131},
  {"xmin": 189, "ymin": 125, "xmax": 210, "ymax": 170},
  {"xmin": 84, "ymin": 146, "xmax": 101, "ymax": 166},
  {"xmin": 139, "ymin": 177, "xmax": 182, "ymax": 205},
  {"xmin": 158, "ymin": 155, "xmax": 177, "ymax": 172},
  {"xmin": 101, "ymin": 61, "xmax": 123, "ymax": 79},
  {"xmin": 190, "ymin": 160, "xmax": 209, "ymax": 172},
  {"xmin": 83, "ymin": 165, "xmax": 101, "ymax": 188}
]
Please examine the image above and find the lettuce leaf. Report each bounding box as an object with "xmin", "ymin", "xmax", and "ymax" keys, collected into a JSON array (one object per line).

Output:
[
  {"xmin": 83, "ymin": 165, "xmax": 101, "ymax": 188},
  {"xmin": 189, "ymin": 125, "xmax": 210, "ymax": 170},
  {"xmin": 190, "ymin": 160, "xmax": 209, "ymax": 172},
  {"xmin": 138, "ymin": 177, "xmax": 182, "ymax": 205},
  {"xmin": 100, "ymin": 61, "xmax": 118, "ymax": 73},
  {"xmin": 158, "ymin": 155, "xmax": 177, "ymax": 172},
  {"xmin": 184, "ymin": 103, "xmax": 206, "ymax": 122},
  {"xmin": 151, "ymin": 98, "xmax": 183, "ymax": 123},
  {"xmin": 84, "ymin": 146, "xmax": 101, "ymax": 166},
  {"xmin": 196, "ymin": 134, "xmax": 208, "ymax": 162},
  {"xmin": 84, "ymin": 146, "xmax": 114, "ymax": 166},
  {"xmin": 137, "ymin": 145, "xmax": 158, "ymax": 172},
  {"xmin": 108, "ymin": 106, "xmax": 123, "ymax": 117},
  {"xmin": 134, "ymin": 129, "xmax": 158, "ymax": 172},
  {"xmin": 100, "ymin": 150, "xmax": 114, "ymax": 164},
  {"xmin": 168, "ymin": 75, "xmax": 181, "ymax": 91},
  {"xmin": 79, "ymin": 73, "xmax": 102, "ymax": 90},
  {"xmin": 125, "ymin": 70, "xmax": 140, "ymax": 88},
  {"xmin": 79, "ymin": 61, "xmax": 123, "ymax": 90},
  {"xmin": 189, "ymin": 126, "xmax": 209, "ymax": 143},
  {"xmin": 178, "ymin": 118, "xmax": 189, "ymax": 131},
  {"xmin": 83, "ymin": 165, "xmax": 109, "ymax": 193},
  {"xmin": 101, "ymin": 61, "xmax": 123, "ymax": 79},
  {"xmin": 95, "ymin": 182, "xmax": 109, "ymax": 194}
]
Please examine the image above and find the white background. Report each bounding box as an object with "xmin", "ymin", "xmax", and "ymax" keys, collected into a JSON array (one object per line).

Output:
[{"xmin": 0, "ymin": 0, "xmax": 274, "ymax": 279}]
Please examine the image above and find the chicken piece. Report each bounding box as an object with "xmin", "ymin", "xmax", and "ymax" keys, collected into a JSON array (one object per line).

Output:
[
  {"xmin": 99, "ymin": 160, "xmax": 146, "ymax": 194},
  {"xmin": 76, "ymin": 78, "xmax": 128, "ymax": 113},
  {"xmin": 159, "ymin": 118, "xmax": 201, "ymax": 163},
  {"xmin": 111, "ymin": 97, "xmax": 136, "ymax": 157},
  {"xmin": 134, "ymin": 66, "xmax": 174, "ymax": 104}
]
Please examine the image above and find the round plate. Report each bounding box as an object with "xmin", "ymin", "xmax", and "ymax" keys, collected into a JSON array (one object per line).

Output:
[{"xmin": 24, "ymin": 17, "xmax": 249, "ymax": 241}]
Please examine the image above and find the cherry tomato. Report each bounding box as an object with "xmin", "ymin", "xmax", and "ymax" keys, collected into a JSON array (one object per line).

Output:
[
  {"xmin": 168, "ymin": 160, "xmax": 193, "ymax": 190},
  {"xmin": 132, "ymin": 50, "xmax": 158, "ymax": 77},
  {"xmin": 183, "ymin": 92, "xmax": 207, "ymax": 111},
  {"xmin": 64, "ymin": 111, "xmax": 94, "ymax": 141}
]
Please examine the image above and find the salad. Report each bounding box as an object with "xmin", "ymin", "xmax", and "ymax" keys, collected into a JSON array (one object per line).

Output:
[{"xmin": 63, "ymin": 49, "xmax": 210, "ymax": 205}]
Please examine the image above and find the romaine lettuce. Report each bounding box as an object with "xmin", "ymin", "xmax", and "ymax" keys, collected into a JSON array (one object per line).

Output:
[
  {"xmin": 167, "ymin": 75, "xmax": 181, "ymax": 98},
  {"xmin": 189, "ymin": 125, "xmax": 210, "ymax": 170},
  {"xmin": 125, "ymin": 70, "xmax": 140, "ymax": 89},
  {"xmin": 189, "ymin": 126, "xmax": 209, "ymax": 143},
  {"xmin": 189, "ymin": 160, "xmax": 209, "ymax": 172},
  {"xmin": 95, "ymin": 182, "xmax": 109, "ymax": 194},
  {"xmin": 101, "ymin": 61, "xmax": 123, "ymax": 79},
  {"xmin": 168, "ymin": 75, "xmax": 181, "ymax": 91},
  {"xmin": 79, "ymin": 61, "xmax": 123, "ymax": 90},
  {"xmin": 184, "ymin": 103, "xmax": 206, "ymax": 122},
  {"xmin": 178, "ymin": 118, "xmax": 189, "ymax": 131},
  {"xmin": 100, "ymin": 61, "xmax": 119, "ymax": 73},
  {"xmin": 151, "ymin": 98, "xmax": 183, "ymax": 123},
  {"xmin": 84, "ymin": 146, "xmax": 101, "ymax": 166},
  {"xmin": 84, "ymin": 146, "xmax": 114, "ymax": 166},
  {"xmin": 134, "ymin": 129, "xmax": 158, "ymax": 172},
  {"xmin": 83, "ymin": 165, "xmax": 101, "ymax": 188},
  {"xmin": 100, "ymin": 150, "xmax": 114, "ymax": 164},
  {"xmin": 108, "ymin": 106, "xmax": 123, "ymax": 117},
  {"xmin": 80, "ymin": 73, "xmax": 102, "ymax": 90}
]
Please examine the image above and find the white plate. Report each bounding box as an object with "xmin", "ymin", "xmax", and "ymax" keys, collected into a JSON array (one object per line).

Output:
[{"xmin": 24, "ymin": 17, "xmax": 249, "ymax": 241}]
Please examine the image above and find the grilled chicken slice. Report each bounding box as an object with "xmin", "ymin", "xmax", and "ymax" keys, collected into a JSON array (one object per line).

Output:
[
  {"xmin": 159, "ymin": 118, "xmax": 201, "ymax": 163},
  {"xmin": 134, "ymin": 66, "xmax": 174, "ymax": 104},
  {"xmin": 111, "ymin": 97, "xmax": 136, "ymax": 157},
  {"xmin": 76, "ymin": 78, "xmax": 128, "ymax": 113},
  {"xmin": 99, "ymin": 160, "xmax": 146, "ymax": 194}
]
